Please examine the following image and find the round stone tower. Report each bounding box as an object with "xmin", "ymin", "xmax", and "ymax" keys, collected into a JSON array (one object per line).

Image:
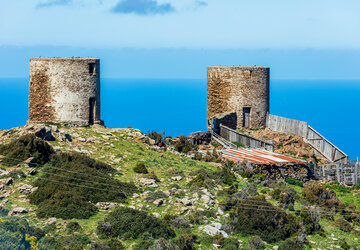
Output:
[
  {"xmin": 28, "ymin": 58, "xmax": 102, "ymax": 126},
  {"xmin": 207, "ymin": 66, "xmax": 270, "ymax": 130}
]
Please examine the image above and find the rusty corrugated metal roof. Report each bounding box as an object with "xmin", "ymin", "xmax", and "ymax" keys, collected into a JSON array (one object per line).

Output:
[{"xmin": 200, "ymin": 148, "xmax": 305, "ymax": 165}]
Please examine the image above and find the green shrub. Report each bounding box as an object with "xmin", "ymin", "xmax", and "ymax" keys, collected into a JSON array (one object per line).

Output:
[
  {"xmin": 97, "ymin": 207, "xmax": 175, "ymax": 240},
  {"xmin": 36, "ymin": 191, "xmax": 98, "ymax": 219},
  {"xmin": 170, "ymin": 217, "xmax": 190, "ymax": 230},
  {"xmin": 249, "ymin": 173, "xmax": 266, "ymax": 183},
  {"xmin": 89, "ymin": 241, "xmax": 111, "ymax": 250},
  {"xmin": 0, "ymin": 217, "xmax": 44, "ymax": 250},
  {"xmin": 271, "ymin": 184, "xmax": 299, "ymax": 209},
  {"xmin": 219, "ymin": 198, "xmax": 239, "ymax": 212},
  {"xmin": 278, "ymin": 238, "xmax": 303, "ymax": 250},
  {"xmin": 150, "ymin": 238, "xmax": 180, "ymax": 250},
  {"xmin": 174, "ymin": 136, "xmax": 193, "ymax": 154},
  {"xmin": 172, "ymin": 234, "xmax": 197, "ymax": 250},
  {"xmin": 0, "ymin": 134, "xmax": 54, "ymax": 166},
  {"xmin": 339, "ymin": 239, "xmax": 351, "ymax": 250},
  {"xmin": 188, "ymin": 167, "xmax": 236, "ymax": 188},
  {"xmin": 188, "ymin": 173, "xmax": 207, "ymax": 188},
  {"xmin": 188, "ymin": 209, "xmax": 216, "ymax": 225},
  {"xmin": 39, "ymin": 233, "xmax": 90, "ymax": 249},
  {"xmin": 212, "ymin": 234, "xmax": 224, "ymax": 246},
  {"xmin": 248, "ymin": 236, "xmax": 264, "ymax": 249},
  {"xmin": 43, "ymin": 223, "xmax": 56, "ymax": 233},
  {"xmin": 214, "ymin": 167, "xmax": 237, "ymax": 186},
  {"xmin": 133, "ymin": 241, "xmax": 153, "ymax": 250},
  {"xmin": 147, "ymin": 131, "xmax": 164, "ymax": 145},
  {"xmin": 333, "ymin": 218, "xmax": 352, "ymax": 232},
  {"xmin": 146, "ymin": 171, "xmax": 160, "ymax": 182},
  {"xmin": 66, "ymin": 221, "xmax": 82, "ymax": 233},
  {"xmin": 342, "ymin": 208, "xmax": 360, "ymax": 225},
  {"xmin": 239, "ymin": 169, "xmax": 255, "ymax": 179},
  {"xmin": 299, "ymin": 207, "xmax": 322, "ymax": 235},
  {"xmin": 89, "ymin": 239, "xmax": 125, "ymax": 250},
  {"xmin": 302, "ymin": 181, "xmax": 344, "ymax": 210},
  {"xmin": 222, "ymin": 237, "xmax": 240, "ymax": 250},
  {"xmin": 108, "ymin": 238, "xmax": 125, "ymax": 250},
  {"xmin": 133, "ymin": 162, "xmax": 148, "ymax": 174},
  {"xmin": 54, "ymin": 198, "xmax": 92, "ymax": 221},
  {"xmin": 29, "ymin": 152, "xmax": 138, "ymax": 219},
  {"xmin": 286, "ymin": 178, "xmax": 303, "ymax": 187},
  {"xmin": 324, "ymin": 183, "xmax": 351, "ymax": 193},
  {"xmin": 197, "ymin": 234, "xmax": 213, "ymax": 247},
  {"xmin": 203, "ymin": 150, "xmax": 222, "ymax": 163},
  {"xmin": 228, "ymin": 197, "xmax": 300, "ymax": 243}
]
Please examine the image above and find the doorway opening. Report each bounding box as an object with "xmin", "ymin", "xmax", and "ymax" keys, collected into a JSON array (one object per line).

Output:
[
  {"xmin": 243, "ymin": 107, "xmax": 251, "ymax": 128},
  {"xmin": 89, "ymin": 97, "xmax": 95, "ymax": 124}
]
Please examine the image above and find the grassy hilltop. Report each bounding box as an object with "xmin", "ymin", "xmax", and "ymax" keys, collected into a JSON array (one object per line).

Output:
[{"xmin": 0, "ymin": 125, "xmax": 359, "ymax": 249}]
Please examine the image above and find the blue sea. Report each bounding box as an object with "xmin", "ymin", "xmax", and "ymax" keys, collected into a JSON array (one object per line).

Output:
[{"xmin": 0, "ymin": 78, "xmax": 359, "ymax": 160}]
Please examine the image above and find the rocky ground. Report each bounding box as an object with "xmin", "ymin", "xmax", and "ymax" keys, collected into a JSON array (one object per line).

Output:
[{"xmin": 0, "ymin": 124, "xmax": 359, "ymax": 249}]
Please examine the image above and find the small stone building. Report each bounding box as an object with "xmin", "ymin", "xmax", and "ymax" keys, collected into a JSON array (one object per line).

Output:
[
  {"xmin": 207, "ymin": 66, "xmax": 270, "ymax": 130},
  {"xmin": 28, "ymin": 58, "xmax": 102, "ymax": 126}
]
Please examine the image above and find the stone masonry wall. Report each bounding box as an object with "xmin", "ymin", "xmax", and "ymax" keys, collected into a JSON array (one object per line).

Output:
[
  {"xmin": 210, "ymin": 112, "xmax": 237, "ymax": 135},
  {"xmin": 207, "ymin": 66, "xmax": 269, "ymax": 130},
  {"xmin": 29, "ymin": 58, "xmax": 101, "ymax": 126}
]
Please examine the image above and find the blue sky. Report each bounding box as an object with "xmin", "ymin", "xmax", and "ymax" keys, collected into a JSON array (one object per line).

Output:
[{"xmin": 1, "ymin": 0, "xmax": 360, "ymax": 78}]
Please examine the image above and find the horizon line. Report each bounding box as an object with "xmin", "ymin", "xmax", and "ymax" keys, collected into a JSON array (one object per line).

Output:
[{"xmin": 1, "ymin": 77, "xmax": 360, "ymax": 81}]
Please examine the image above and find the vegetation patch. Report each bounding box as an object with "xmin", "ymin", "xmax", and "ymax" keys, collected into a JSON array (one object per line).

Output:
[
  {"xmin": 39, "ymin": 233, "xmax": 90, "ymax": 249},
  {"xmin": 271, "ymin": 183, "xmax": 299, "ymax": 210},
  {"xmin": 174, "ymin": 135, "xmax": 195, "ymax": 154},
  {"xmin": 66, "ymin": 221, "xmax": 82, "ymax": 233},
  {"xmin": 299, "ymin": 207, "xmax": 323, "ymax": 235},
  {"xmin": 0, "ymin": 134, "xmax": 54, "ymax": 166},
  {"xmin": 133, "ymin": 162, "xmax": 149, "ymax": 174},
  {"xmin": 97, "ymin": 207, "xmax": 175, "ymax": 240},
  {"xmin": 145, "ymin": 191, "xmax": 168, "ymax": 202},
  {"xmin": 286, "ymin": 178, "xmax": 303, "ymax": 187},
  {"xmin": 333, "ymin": 218, "xmax": 353, "ymax": 233},
  {"xmin": 188, "ymin": 167, "xmax": 237, "ymax": 188},
  {"xmin": 0, "ymin": 217, "xmax": 44, "ymax": 249},
  {"xmin": 146, "ymin": 131, "xmax": 164, "ymax": 145},
  {"xmin": 278, "ymin": 238, "xmax": 303, "ymax": 250},
  {"xmin": 29, "ymin": 152, "xmax": 138, "ymax": 219},
  {"xmin": 228, "ymin": 197, "xmax": 301, "ymax": 243},
  {"xmin": 302, "ymin": 181, "xmax": 345, "ymax": 210},
  {"xmin": 172, "ymin": 234, "xmax": 197, "ymax": 250}
]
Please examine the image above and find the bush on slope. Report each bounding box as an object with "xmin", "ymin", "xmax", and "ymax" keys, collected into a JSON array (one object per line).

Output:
[{"xmin": 29, "ymin": 152, "xmax": 138, "ymax": 219}]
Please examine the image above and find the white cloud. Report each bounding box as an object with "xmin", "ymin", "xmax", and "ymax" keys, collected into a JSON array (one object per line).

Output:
[{"xmin": 0, "ymin": 0, "xmax": 359, "ymax": 49}]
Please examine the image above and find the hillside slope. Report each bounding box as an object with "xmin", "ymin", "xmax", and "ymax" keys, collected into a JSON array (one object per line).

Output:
[{"xmin": 0, "ymin": 124, "xmax": 359, "ymax": 249}]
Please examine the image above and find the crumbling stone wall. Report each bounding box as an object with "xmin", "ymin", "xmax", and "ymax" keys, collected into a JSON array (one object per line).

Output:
[
  {"xmin": 210, "ymin": 112, "xmax": 237, "ymax": 135},
  {"xmin": 28, "ymin": 58, "xmax": 102, "ymax": 126},
  {"xmin": 207, "ymin": 66, "xmax": 269, "ymax": 130}
]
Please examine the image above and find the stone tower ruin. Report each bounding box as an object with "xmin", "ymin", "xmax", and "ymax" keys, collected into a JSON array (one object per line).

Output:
[
  {"xmin": 28, "ymin": 58, "xmax": 102, "ymax": 126},
  {"xmin": 207, "ymin": 66, "xmax": 270, "ymax": 130}
]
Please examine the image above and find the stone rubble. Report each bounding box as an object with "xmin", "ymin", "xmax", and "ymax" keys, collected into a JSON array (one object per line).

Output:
[
  {"xmin": 199, "ymin": 222, "xmax": 228, "ymax": 238},
  {"xmin": 8, "ymin": 207, "xmax": 28, "ymax": 216},
  {"xmin": 17, "ymin": 184, "xmax": 37, "ymax": 194}
]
